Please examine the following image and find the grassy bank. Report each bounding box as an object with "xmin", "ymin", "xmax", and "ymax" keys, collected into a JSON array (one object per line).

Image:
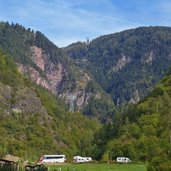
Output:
[{"xmin": 48, "ymin": 163, "xmax": 147, "ymax": 171}]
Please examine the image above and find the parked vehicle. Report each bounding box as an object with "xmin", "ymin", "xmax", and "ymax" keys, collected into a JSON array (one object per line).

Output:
[
  {"xmin": 39, "ymin": 155, "xmax": 66, "ymax": 163},
  {"xmin": 116, "ymin": 157, "xmax": 131, "ymax": 163},
  {"xmin": 73, "ymin": 156, "xmax": 92, "ymax": 163}
]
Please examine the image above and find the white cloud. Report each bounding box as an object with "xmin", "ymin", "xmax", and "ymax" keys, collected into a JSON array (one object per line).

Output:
[
  {"xmin": 0, "ymin": 0, "xmax": 154, "ymax": 47},
  {"xmin": 31, "ymin": 0, "xmax": 140, "ymax": 46}
]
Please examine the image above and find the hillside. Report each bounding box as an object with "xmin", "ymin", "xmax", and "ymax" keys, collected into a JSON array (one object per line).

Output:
[
  {"xmin": 0, "ymin": 22, "xmax": 114, "ymax": 120},
  {"xmin": 65, "ymin": 26, "xmax": 171, "ymax": 105},
  {"xmin": 0, "ymin": 51, "xmax": 99, "ymax": 160},
  {"xmin": 93, "ymin": 69, "xmax": 171, "ymax": 161},
  {"xmin": 1, "ymin": 21, "xmax": 171, "ymax": 165}
]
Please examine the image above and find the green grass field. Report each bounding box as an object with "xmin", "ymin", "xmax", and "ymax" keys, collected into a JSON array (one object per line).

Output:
[{"xmin": 48, "ymin": 163, "xmax": 147, "ymax": 171}]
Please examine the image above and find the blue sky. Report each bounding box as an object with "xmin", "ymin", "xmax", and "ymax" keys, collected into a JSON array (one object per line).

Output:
[{"xmin": 0, "ymin": 0, "xmax": 171, "ymax": 47}]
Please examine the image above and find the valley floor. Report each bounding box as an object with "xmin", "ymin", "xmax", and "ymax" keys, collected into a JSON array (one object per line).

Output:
[{"xmin": 48, "ymin": 163, "xmax": 147, "ymax": 171}]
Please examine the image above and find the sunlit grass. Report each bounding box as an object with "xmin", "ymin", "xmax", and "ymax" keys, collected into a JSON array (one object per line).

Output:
[{"xmin": 48, "ymin": 163, "xmax": 147, "ymax": 171}]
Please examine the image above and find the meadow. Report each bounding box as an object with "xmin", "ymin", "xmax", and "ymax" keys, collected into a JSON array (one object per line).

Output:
[{"xmin": 48, "ymin": 163, "xmax": 147, "ymax": 171}]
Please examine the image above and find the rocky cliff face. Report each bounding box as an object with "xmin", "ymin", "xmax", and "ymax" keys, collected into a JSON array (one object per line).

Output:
[
  {"xmin": 59, "ymin": 71, "xmax": 102, "ymax": 111},
  {"xmin": 19, "ymin": 45, "xmax": 65, "ymax": 94},
  {"xmin": 0, "ymin": 22, "xmax": 114, "ymax": 118},
  {"xmin": 65, "ymin": 26, "xmax": 171, "ymax": 105},
  {"xmin": 17, "ymin": 45, "xmax": 108, "ymax": 113},
  {"xmin": 142, "ymin": 51, "xmax": 155, "ymax": 64},
  {"xmin": 109, "ymin": 54, "xmax": 131, "ymax": 73},
  {"xmin": 0, "ymin": 51, "xmax": 100, "ymax": 157},
  {"xmin": 0, "ymin": 82, "xmax": 48, "ymax": 122},
  {"xmin": 18, "ymin": 63, "xmax": 50, "ymax": 90}
]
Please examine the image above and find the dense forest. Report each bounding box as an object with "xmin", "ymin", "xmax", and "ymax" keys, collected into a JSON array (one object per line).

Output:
[
  {"xmin": 92, "ymin": 69, "xmax": 171, "ymax": 168},
  {"xmin": 1, "ymin": 22, "xmax": 171, "ymax": 170},
  {"xmin": 65, "ymin": 26, "xmax": 171, "ymax": 105},
  {"xmin": 0, "ymin": 50, "xmax": 99, "ymax": 160},
  {"xmin": 0, "ymin": 22, "xmax": 114, "ymax": 121}
]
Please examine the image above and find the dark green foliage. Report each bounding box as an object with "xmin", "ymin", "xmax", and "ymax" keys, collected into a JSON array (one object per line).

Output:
[
  {"xmin": 35, "ymin": 31, "xmax": 71, "ymax": 65},
  {"xmin": 94, "ymin": 71, "xmax": 171, "ymax": 161},
  {"xmin": 65, "ymin": 26, "xmax": 171, "ymax": 105},
  {"xmin": 0, "ymin": 21, "xmax": 114, "ymax": 120},
  {"xmin": 63, "ymin": 41, "xmax": 88, "ymax": 62},
  {"xmin": 149, "ymin": 86, "xmax": 164, "ymax": 98},
  {"xmin": 0, "ymin": 22, "xmax": 67, "ymax": 90},
  {"xmin": 83, "ymin": 98, "xmax": 113, "ymax": 121},
  {"xmin": 3, "ymin": 21, "xmax": 171, "ymax": 163},
  {"xmin": 82, "ymin": 81, "xmax": 114, "ymax": 121},
  {"xmin": 0, "ymin": 50, "xmax": 23, "ymax": 86},
  {"xmin": 0, "ymin": 52, "xmax": 99, "ymax": 160},
  {"xmin": 25, "ymin": 164, "xmax": 48, "ymax": 171},
  {"xmin": 0, "ymin": 161, "xmax": 18, "ymax": 171},
  {"xmin": 0, "ymin": 22, "xmax": 34, "ymax": 64},
  {"xmin": 0, "ymin": 22, "xmax": 64, "ymax": 65},
  {"xmin": 0, "ymin": 21, "xmax": 72, "ymax": 78},
  {"xmin": 0, "ymin": 161, "xmax": 48, "ymax": 171},
  {"xmin": 147, "ymin": 156, "xmax": 171, "ymax": 171}
]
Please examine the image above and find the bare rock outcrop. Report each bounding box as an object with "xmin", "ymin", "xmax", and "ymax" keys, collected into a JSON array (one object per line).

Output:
[
  {"xmin": 110, "ymin": 54, "xmax": 131, "ymax": 73},
  {"xmin": 17, "ymin": 45, "xmax": 101, "ymax": 111}
]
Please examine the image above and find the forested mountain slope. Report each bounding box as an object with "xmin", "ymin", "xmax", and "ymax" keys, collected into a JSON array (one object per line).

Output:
[
  {"xmin": 0, "ymin": 22, "xmax": 114, "ymax": 120},
  {"xmin": 65, "ymin": 26, "xmax": 171, "ymax": 105},
  {"xmin": 93, "ymin": 69, "xmax": 171, "ymax": 161},
  {"xmin": 1, "ymin": 21, "xmax": 171, "ymax": 165},
  {"xmin": 0, "ymin": 51, "xmax": 99, "ymax": 159}
]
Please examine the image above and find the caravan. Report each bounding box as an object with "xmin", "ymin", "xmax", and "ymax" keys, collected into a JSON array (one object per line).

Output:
[
  {"xmin": 116, "ymin": 157, "xmax": 131, "ymax": 163},
  {"xmin": 73, "ymin": 156, "xmax": 92, "ymax": 163}
]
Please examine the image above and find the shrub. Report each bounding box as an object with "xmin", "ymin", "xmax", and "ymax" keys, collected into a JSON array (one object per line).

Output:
[{"xmin": 147, "ymin": 156, "xmax": 171, "ymax": 171}]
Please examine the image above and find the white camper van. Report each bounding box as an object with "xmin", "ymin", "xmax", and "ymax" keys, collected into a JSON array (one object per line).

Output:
[
  {"xmin": 39, "ymin": 155, "xmax": 66, "ymax": 163},
  {"xmin": 73, "ymin": 156, "xmax": 92, "ymax": 163},
  {"xmin": 116, "ymin": 157, "xmax": 131, "ymax": 163}
]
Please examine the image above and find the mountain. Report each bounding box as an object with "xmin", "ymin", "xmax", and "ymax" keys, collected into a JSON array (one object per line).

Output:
[
  {"xmin": 93, "ymin": 69, "xmax": 171, "ymax": 162},
  {"xmin": 1, "ymin": 21, "xmax": 171, "ymax": 165},
  {"xmin": 65, "ymin": 26, "xmax": 171, "ymax": 105},
  {"xmin": 0, "ymin": 22, "xmax": 114, "ymax": 120},
  {"xmin": 0, "ymin": 50, "xmax": 99, "ymax": 159}
]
